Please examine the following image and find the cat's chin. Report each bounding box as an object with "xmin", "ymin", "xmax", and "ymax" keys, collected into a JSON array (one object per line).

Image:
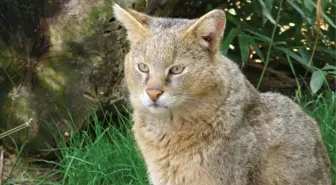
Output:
[{"xmin": 147, "ymin": 104, "xmax": 169, "ymax": 114}]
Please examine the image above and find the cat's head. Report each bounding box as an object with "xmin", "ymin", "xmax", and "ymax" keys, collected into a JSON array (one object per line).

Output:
[{"xmin": 113, "ymin": 4, "xmax": 227, "ymax": 114}]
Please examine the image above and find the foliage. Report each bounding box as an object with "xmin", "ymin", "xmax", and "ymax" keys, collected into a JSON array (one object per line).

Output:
[
  {"xmin": 298, "ymin": 92, "xmax": 336, "ymax": 182},
  {"xmin": 0, "ymin": 0, "xmax": 335, "ymax": 184},
  {"xmin": 26, "ymin": 93, "xmax": 334, "ymax": 185},
  {"xmin": 55, "ymin": 110, "xmax": 148, "ymax": 185},
  {"xmin": 217, "ymin": 0, "xmax": 335, "ymax": 93}
]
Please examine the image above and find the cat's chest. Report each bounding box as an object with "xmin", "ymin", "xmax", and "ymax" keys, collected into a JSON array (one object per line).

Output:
[
  {"xmin": 132, "ymin": 115, "xmax": 257, "ymax": 185},
  {"xmin": 133, "ymin": 124, "xmax": 216, "ymax": 185},
  {"xmin": 146, "ymin": 146, "xmax": 215, "ymax": 185}
]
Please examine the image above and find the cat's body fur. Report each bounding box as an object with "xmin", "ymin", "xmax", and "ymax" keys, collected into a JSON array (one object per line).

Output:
[{"xmin": 113, "ymin": 4, "xmax": 332, "ymax": 185}]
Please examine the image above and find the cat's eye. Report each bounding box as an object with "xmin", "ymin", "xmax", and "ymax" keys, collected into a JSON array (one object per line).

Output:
[
  {"xmin": 169, "ymin": 66, "xmax": 185, "ymax": 75},
  {"xmin": 138, "ymin": 63, "xmax": 149, "ymax": 73}
]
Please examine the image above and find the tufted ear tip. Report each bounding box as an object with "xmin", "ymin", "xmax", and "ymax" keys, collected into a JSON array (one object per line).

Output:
[
  {"xmin": 112, "ymin": 3, "xmax": 122, "ymax": 15},
  {"xmin": 113, "ymin": 3, "xmax": 149, "ymax": 43},
  {"xmin": 184, "ymin": 9, "xmax": 226, "ymax": 54},
  {"xmin": 112, "ymin": 4, "xmax": 128, "ymax": 22}
]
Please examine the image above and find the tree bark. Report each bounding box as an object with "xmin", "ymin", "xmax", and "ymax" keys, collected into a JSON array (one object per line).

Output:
[{"xmin": 0, "ymin": 0, "xmax": 146, "ymax": 155}]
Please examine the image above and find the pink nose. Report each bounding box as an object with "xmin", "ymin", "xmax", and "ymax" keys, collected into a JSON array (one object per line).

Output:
[{"xmin": 146, "ymin": 88, "xmax": 164, "ymax": 102}]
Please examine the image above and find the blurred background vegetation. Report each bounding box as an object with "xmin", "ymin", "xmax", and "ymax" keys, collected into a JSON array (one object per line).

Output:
[
  {"xmin": 0, "ymin": 0, "xmax": 335, "ymax": 184},
  {"xmin": 218, "ymin": 0, "xmax": 335, "ymax": 95}
]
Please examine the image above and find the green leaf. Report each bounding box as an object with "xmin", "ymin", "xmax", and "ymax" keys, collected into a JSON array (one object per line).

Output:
[
  {"xmin": 221, "ymin": 28, "xmax": 238, "ymax": 55},
  {"xmin": 310, "ymin": 70, "xmax": 325, "ymax": 94},
  {"xmin": 287, "ymin": 0, "xmax": 312, "ymax": 25},
  {"xmin": 247, "ymin": 36, "xmax": 264, "ymax": 60},
  {"xmin": 226, "ymin": 14, "xmax": 242, "ymax": 27},
  {"xmin": 286, "ymin": 55, "xmax": 300, "ymax": 88},
  {"xmin": 303, "ymin": 0, "xmax": 314, "ymax": 12},
  {"xmin": 245, "ymin": 29, "xmax": 272, "ymax": 43},
  {"xmin": 262, "ymin": 0, "xmax": 275, "ymax": 25},
  {"xmin": 278, "ymin": 47, "xmax": 310, "ymax": 68},
  {"xmin": 322, "ymin": 65, "xmax": 336, "ymax": 71},
  {"xmin": 258, "ymin": 0, "xmax": 277, "ymax": 25},
  {"xmin": 315, "ymin": 46, "xmax": 336, "ymax": 57},
  {"xmin": 265, "ymin": 0, "xmax": 275, "ymax": 11},
  {"xmin": 227, "ymin": 15, "xmax": 272, "ymax": 43},
  {"xmin": 273, "ymin": 41, "xmax": 287, "ymax": 46},
  {"xmin": 322, "ymin": 0, "xmax": 330, "ymax": 10},
  {"xmin": 238, "ymin": 34, "xmax": 250, "ymax": 63},
  {"xmin": 299, "ymin": 48, "xmax": 310, "ymax": 64}
]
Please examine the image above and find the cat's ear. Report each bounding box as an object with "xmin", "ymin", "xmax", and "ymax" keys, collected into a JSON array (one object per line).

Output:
[
  {"xmin": 113, "ymin": 4, "xmax": 149, "ymax": 43},
  {"xmin": 184, "ymin": 9, "xmax": 226, "ymax": 54}
]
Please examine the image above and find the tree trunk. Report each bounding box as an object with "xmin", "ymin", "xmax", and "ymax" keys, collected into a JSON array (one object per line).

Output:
[{"xmin": 0, "ymin": 0, "xmax": 146, "ymax": 155}]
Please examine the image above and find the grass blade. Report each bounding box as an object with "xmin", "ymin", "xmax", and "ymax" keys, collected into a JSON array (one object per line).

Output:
[
  {"xmin": 278, "ymin": 47, "xmax": 310, "ymax": 69},
  {"xmin": 221, "ymin": 28, "xmax": 238, "ymax": 56},
  {"xmin": 287, "ymin": 0, "xmax": 313, "ymax": 25},
  {"xmin": 258, "ymin": 0, "xmax": 277, "ymax": 25},
  {"xmin": 238, "ymin": 33, "xmax": 250, "ymax": 63}
]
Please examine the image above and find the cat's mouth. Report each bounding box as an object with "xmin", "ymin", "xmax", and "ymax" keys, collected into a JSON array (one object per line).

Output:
[
  {"xmin": 147, "ymin": 103, "xmax": 169, "ymax": 113},
  {"xmin": 148, "ymin": 103, "xmax": 168, "ymax": 109}
]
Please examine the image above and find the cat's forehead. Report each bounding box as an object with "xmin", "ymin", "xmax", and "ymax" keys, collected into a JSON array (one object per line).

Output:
[
  {"xmin": 131, "ymin": 18, "xmax": 195, "ymax": 67},
  {"xmin": 133, "ymin": 34, "xmax": 179, "ymax": 66},
  {"xmin": 140, "ymin": 33, "xmax": 177, "ymax": 67},
  {"xmin": 146, "ymin": 32, "xmax": 177, "ymax": 52},
  {"xmin": 149, "ymin": 17, "xmax": 194, "ymax": 32}
]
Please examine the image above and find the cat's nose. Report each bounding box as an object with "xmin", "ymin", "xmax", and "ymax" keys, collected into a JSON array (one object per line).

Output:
[{"xmin": 146, "ymin": 88, "xmax": 164, "ymax": 102}]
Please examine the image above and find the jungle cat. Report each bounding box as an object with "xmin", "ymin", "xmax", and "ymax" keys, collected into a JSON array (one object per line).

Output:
[{"xmin": 113, "ymin": 4, "xmax": 332, "ymax": 185}]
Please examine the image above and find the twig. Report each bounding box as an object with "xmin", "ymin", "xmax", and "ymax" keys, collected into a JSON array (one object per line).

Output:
[
  {"xmin": 309, "ymin": 0, "xmax": 322, "ymax": 67},
  {"xmin": 0, "ymin": 149, "xmax": 4, "ymax": 185},
  {"xmin": 0, "ymin": 119, "xmax": 31, "ymax": 139},
  {"xmin": 1, "ymin": 67, "xmax": 15, "ymax": 87}
]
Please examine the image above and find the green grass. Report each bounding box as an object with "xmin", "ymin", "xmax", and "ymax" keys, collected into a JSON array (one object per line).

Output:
[
  {"xmin": 7, "ymin": 92, "xmax": 333, "ymax": 185},
  {"xmin": 298, "ymin": 91, "xmax": 336, "ymax": 182},
  {"xmin": 55, "ymin": 111, "xmax": 148, "ymax": 185}
]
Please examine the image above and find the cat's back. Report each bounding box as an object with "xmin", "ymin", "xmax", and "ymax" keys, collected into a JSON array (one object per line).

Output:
[
  {"xmin": 248, "ymin": 92, "xmax": 332, "ymax": 184},
  {"xmin": 253, "ymin": 92, "xmax": 329, "ymax": 158},
  {"xmin": 256, "ymin": 92, "xmax": 323, "ymax": 142}
]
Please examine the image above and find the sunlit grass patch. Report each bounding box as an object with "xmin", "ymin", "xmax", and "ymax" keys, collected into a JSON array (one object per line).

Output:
[{"xmin": 56, "ymin": 111, "xmax": 148, "ymax": 185}]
